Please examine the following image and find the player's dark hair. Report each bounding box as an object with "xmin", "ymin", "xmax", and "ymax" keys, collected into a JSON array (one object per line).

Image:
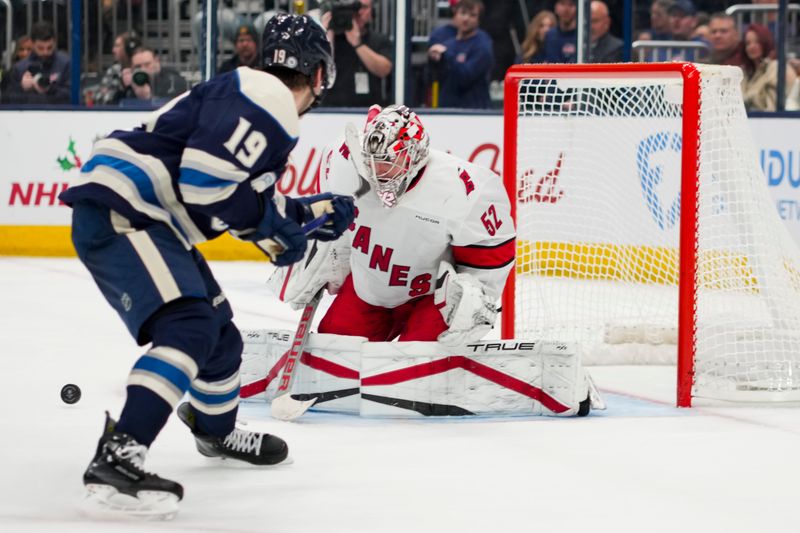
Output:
[
  {"xmin": 263, "ymin": 66, "xmax": 315, "ymax": 92},
  {"xmin": 30, "ymin": 22, "xmax": 55, "ymax": 42}
]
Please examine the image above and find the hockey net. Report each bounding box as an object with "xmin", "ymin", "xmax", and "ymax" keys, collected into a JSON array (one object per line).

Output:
[{"xmin": 501, "ymin": 63, "xmax": 800, "ymax": 406}]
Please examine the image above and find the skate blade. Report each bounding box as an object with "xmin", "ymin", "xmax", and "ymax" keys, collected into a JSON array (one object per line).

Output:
[
  {"xmin": 81, "ymin": 484, "xmax": 179, "ymax": 521},
  {"xmin": 198, "ymin": 454, "xmax": 294, "ymax": 468},
  {"xmin": 270, "ymin": 394, "xmax": 317, "ymax": 421}
]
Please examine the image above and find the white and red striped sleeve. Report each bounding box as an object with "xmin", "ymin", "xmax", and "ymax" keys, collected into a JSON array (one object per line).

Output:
[{"xmin": 449, "ymin": 168, "xmax": 516, "ymax": 300}]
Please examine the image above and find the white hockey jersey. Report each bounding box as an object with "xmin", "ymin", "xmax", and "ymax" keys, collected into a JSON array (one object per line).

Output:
[{"xmin": 321, "ymin": 143, "xmax": 516, "ymax": 308}]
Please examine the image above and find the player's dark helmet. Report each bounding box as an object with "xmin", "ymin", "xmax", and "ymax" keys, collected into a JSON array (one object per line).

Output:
[{"xmin": 261, "ymin": 13, "xmax": 336, "ymax": 109}]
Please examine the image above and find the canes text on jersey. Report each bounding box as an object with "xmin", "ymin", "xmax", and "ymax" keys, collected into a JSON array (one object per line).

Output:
[{"xmin": 351, "ymin": 224, "xmax": 433, "ymax": 297}]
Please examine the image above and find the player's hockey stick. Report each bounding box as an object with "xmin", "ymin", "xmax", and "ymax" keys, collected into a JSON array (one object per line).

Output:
[{"xmin": 270, "ymin": 287, "xmax": 324, "ymax": 420}]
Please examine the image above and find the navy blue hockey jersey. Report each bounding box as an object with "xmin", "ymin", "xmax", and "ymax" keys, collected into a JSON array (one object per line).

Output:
[{"xmin": 60, "ymin": 67, "xmax": 300, "ymax": 248}]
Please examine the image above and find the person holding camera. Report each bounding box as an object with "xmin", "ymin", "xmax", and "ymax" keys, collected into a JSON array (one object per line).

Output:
[
  {"xmin": 4, "ymin": 22, "xmax": 70, "ymax": 105},
  {"xmin": 320, "ymin": 0, "xmax": 393, "ymax": 107},
  {"xmin": 93, "ymin": 31, "xmax": 141, "ymax": 106},
  {"xmin": 124, "ymin": 46, "xmax": 188, "ymax": 105}
]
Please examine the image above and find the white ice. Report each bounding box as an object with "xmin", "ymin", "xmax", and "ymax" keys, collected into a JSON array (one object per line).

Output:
[{"xmin": 1, "ymin": 257, "xmax": 799, "ymax": 533}]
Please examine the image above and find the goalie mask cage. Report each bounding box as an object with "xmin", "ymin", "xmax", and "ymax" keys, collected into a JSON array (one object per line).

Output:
[{"xmin": 501, "ymin": 63, "xmax": 800, "ymax": 407}]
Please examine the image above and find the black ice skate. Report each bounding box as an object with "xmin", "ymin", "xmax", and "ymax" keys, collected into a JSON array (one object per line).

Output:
[
  {"xmin": 81, "ymin": 412, "xmax": 183, "ymax": 520},
  {"xmin": 177, "ymin": 402, "xmax": 289, "ymax": 465}
]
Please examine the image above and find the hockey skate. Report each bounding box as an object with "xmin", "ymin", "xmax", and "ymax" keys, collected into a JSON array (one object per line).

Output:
[
  {"xmin": 177, "ymin": 402, "xmax": 289, "ymax": 465},
  {"xmin": 81, "ymin": 413, "xmax": 183, "ymax": 520}
]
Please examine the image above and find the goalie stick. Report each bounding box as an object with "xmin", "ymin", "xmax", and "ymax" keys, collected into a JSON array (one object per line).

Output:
[
  {"xmin": 270, "ymin": 288, "xmax": 324, "ymax": 420},
  {"xmin": 270, "ymin": 125, "xmax": 371, "ymax": 420}
]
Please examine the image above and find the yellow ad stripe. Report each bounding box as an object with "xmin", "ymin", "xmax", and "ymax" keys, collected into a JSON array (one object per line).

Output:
[{"xmin": 0, "ymin": 226, "xmax": 268, "ymax": 261}]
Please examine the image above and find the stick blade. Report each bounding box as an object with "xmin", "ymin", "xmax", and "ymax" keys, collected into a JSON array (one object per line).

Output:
[{"xmin": 270, "ymin": 393, "xmax": 318, "ymax": 421}]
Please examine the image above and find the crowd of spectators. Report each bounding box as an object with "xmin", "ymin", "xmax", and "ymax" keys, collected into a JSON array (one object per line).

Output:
[
  {"xmin": 1, "ymin": 0, "xmax": 799, "ymax": 111},
  {"xmin": 2, "ymin": 22, "xmax": 70, "ymax": 105}
]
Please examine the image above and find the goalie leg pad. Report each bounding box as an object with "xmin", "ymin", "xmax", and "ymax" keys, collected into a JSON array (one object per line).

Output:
[
  {"xmin": 359, "ymin": 340, "xmax": 603, "ymax": 417},
  {"xmin": 290, "ymin": 333, "xmax": 366, "ymax": 414},
  {"xmin": 239, "ymin": 329, "xmax": 294, "ymax": 400},
  {"xmin": 241, "ymin": 332, "xmax": 605, "ymax": 417}
]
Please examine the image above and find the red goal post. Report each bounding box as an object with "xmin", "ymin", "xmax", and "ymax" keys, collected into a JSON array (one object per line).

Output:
[{"xmin": 500, "ymin": 63, "xmax": 800, "ymax": 407}]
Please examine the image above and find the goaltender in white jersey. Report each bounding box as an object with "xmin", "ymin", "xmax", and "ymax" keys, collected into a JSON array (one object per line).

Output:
[
  {"xmin": 276, "ymin": 104, "xmax": 515, "ymax": 345},
  {"xmin": 265, "ymin": 105, "xmax": 605, "ymax": 418}
]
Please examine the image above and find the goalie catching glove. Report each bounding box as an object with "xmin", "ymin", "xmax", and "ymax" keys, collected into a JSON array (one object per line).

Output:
[{"xmin": 434, "ymin": 261, "xmax": 498, "ymax": 346}]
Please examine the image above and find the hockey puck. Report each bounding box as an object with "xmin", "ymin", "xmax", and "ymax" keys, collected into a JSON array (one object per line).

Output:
[{"xmin": 61, "ymin": 384, "xmax": 82, "ymax": 404}]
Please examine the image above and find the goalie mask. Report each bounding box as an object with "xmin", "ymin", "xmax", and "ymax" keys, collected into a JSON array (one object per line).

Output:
[{"xmin": 361, "ymin": 105, "xmax": 430, "ymax": 208}]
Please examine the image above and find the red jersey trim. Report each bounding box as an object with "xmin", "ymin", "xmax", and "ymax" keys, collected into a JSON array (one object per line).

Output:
[{"xmin": 453, "ymin": 237, "xmax": 515, "ymax": 270}]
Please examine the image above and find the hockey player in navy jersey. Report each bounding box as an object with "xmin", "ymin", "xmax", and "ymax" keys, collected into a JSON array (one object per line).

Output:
[{"xmin": 59, "ymin": 14, "xmax": 355, "ymax": 519}]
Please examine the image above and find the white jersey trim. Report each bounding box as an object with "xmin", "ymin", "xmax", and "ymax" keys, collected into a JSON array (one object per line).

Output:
[
  {"xmin": 236, "ymin": 68, "xmax": 300, "ymax": 139},
  {"xmin": 92, "ymin": 138, "xmax": 207, "ymax": 245}
]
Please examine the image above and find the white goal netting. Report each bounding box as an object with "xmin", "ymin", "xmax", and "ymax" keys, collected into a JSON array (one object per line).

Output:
[{"xmin": 509, "ymin": 64, "xmax": 800, "ymax": 402}]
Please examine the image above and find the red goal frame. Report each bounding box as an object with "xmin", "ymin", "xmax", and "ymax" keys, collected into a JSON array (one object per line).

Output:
[{"xmin": 500, "ymin": 63, "xmax": 702, "ymax": 407}]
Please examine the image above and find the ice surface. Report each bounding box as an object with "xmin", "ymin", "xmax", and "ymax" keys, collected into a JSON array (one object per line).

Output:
[{"xmin": 1, "ymin": 258, "xmax": 799, "ymax": 532}]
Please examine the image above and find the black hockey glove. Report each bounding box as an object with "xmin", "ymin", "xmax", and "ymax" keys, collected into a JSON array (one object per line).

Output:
[
  {"xmin": 243, "ymin": 199, "xmax": 308, "ymax": 267},
  {"xmin": 286, "ymin": 193, "xmax": 356, "ymax": 242}
]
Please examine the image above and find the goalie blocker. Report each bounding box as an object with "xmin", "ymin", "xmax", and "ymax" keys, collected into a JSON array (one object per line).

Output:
[{"xmin": 240, "ymin": 332, "xmax": 605, "ymax": 417}]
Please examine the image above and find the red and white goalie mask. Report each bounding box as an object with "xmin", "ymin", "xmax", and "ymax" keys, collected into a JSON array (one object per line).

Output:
[{"xmin": 361, "ymin": 105, "xmax": 430, "ymax": 208}]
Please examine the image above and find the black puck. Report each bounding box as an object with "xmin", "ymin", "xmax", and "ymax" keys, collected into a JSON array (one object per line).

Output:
[{"xmin": 61, "ymin": 384, "xmax": 82, "ymax": 404}]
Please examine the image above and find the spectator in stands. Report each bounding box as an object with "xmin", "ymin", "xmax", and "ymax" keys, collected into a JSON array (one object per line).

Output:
[
  {"xmin": 123, "ymin": 47, "xmax": 188, "ymax": 106},
  {"xmin": 4, "ymin": 22, "xmax": 71, "ymax": 105},
  {"xmin": 517, "ymin": 10, "xmax": 557, "ymax": 63},
  {"xmin": 218, "ymin": 24, "xmax": 259, "ymax": 74},
  {"xmin": 661, "ymin": 0, "xmax": 708, "ymax": 60},
  {"xmin": 741, "ymin": 23, "xmax": 798, "ymax": 111},
  {"xmin": 543, "ymin": 0, "xmax": 578, "ymax": 63},
  {"xmin": 638, "ymin": 0, "xmax": 673, "ymax": 41},
  {"xmin": 1, "ymin": 35, "xmax": 32, "ymax": 99},
  {"xmin": 427, "ymin": 0, "xmax": 494, "ymax": 109},
  {"xmin": 590, "ymin": 0, "xmax": 623, "ymax": 62},
  {"xmin": 708, "ymin": 12, "xmax": 744, "ymax": 67},
  {"xmin": 94, "ymin": 31, "xmax": 141, "ymax": 106},
  {"xmin": 668, "ymin": 0, "xmax": 700, "ymax": 41},
  {"xmin": 321, "ymin": 0, "xmax": 393, "ymax": 107},
  {"xmin": 13, "ymin": 35, "xmax": 33, "ymax": 63}
]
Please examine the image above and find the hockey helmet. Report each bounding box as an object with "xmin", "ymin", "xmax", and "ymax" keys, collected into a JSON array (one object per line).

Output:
[
  {"xmin": 361, "ymin": 104, "xmax": 431, "ymax": 208},
  {"xmin": 261, "ymin": 13, "xmax": 336, "ymax": 108}
]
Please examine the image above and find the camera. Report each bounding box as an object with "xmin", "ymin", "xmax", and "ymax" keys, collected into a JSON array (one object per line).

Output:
[
  {"xmin": 27, "ymin": 62, "xmax": 50, "ymax": 90},
  {"xmin": 321, "ymin": 0, "xmax": 362, "ymax": 34},
  {"xmin": 131, "ymin": 69, "xmax": 150, "ymax": 86}
]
